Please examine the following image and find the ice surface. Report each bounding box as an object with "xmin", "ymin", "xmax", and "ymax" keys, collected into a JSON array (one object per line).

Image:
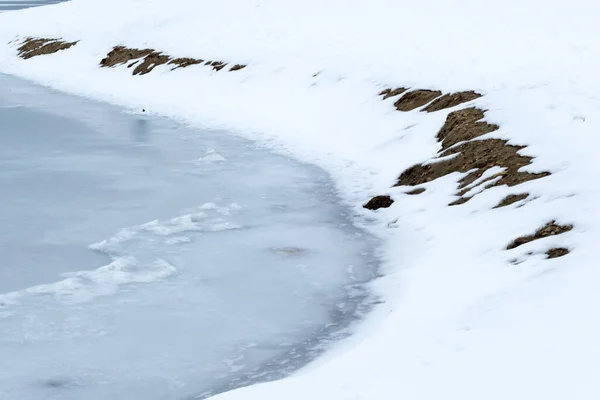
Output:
[
  {"xmin": 0, "ymin": 1, "xmax": 65, "ymax": 12},
  {"xmin": 0, "ymin": 74, "xmax": 377, "ymax": 400}
]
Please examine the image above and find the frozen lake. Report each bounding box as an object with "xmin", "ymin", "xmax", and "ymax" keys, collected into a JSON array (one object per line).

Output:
[
  {"xmin": 0, "ymin": 74, "xmax": 376, "ymax": 400},
  {"xmin": 0, "ymin": 0, "xmax": 65, "ymax": 12}
]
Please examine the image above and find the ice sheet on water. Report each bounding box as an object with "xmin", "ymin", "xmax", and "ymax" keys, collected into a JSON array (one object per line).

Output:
[
  {"xmin": 0, "ymin": 203, "xmax": 241, "ymax": 305},
  {"xmin": 0, "ymin": 75, "xmax": 377, "ymax": 400},
  {"xmin": 196, "ymin": 148, "xmax": 228, "ymax": 163}
]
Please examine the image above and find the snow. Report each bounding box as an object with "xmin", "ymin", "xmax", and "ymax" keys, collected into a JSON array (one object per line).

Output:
[{"xmin": 1, "ymin": 0, "xmax": 599, "ymax": 399}]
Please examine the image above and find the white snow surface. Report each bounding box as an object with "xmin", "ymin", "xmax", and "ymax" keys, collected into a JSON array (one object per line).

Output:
[{"xmin": 1, "ymin": 1, "xmax": 599, "ymax": 399}]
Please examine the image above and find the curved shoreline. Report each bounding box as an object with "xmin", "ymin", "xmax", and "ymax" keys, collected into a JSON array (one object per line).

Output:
[
  {"xmin": 0, "ymin": 72, "xmax": 382, "ymax": 399},
  {"xmin": 0, "ymin": 2, "xmax": 596, "ymax": 400}
]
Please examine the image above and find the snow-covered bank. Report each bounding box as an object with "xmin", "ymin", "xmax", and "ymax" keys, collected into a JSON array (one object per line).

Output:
[{"xmin": 1, "ymin": 1, "xmax": 599, "ymax": 399}]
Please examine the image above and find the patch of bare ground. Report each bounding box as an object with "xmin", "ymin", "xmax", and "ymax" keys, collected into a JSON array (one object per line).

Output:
[
  {"xmin": 436, "ymin": 107, "xmax": 499, "ymax": 149},
  {"xmin": 394, "ymin": 107, "xmax": 550, "ymax": 205},
  {"xmin": 423, "ymin": 91, "xmax": 482, "ymax": 112},
  {"xmin": 101, "ymin": 47, "xmax": 170, "ymax": 75},
  {"xmin": 546, "ymin": 247, "xmax": 570, "ymax": 259},
  {"xmin": 380, "ymin": 87, "xmax": 569, "ymax": 258},
  {"xmin": 363, "ymin": 195, "xmax": 394, "ymax": 210},
  {"xmin": 100, "ymin": 46, "xmax": 244, "ymax": 74},
  {"xmin": 506, "ymin": 221, "xmax": 573, "ymax": 250},
  {"xmin": 394, "ymin": 89, "xmax": 442, "ymax": 111},
  {"xmin": 100, "ymin": 46, "xmax": 155, "ymax": 68},
  {"xmin": 494, "ymin": 193, "xmax": 529, "ymax": 208},
  {"xmin": 169, "ymin": 57, "xmax": 204, "ymax": 70},
  {"xmin": 406, "ymin": 188, "xmax": 426, "ymax": 195},
  {"xmin": 208, "ymin": 61, "xmax": 227, "ymax": 71},
  {"xmin": 379, "ymin": 87, "xmax": 408, "ymax": 100},
  {"xmin": 229, "ymin": 64, "xmax": 247, "ymax": 71},
  {"xmin": 18, "ymin": 37, "xmax": 78, "ymax": 59},
  {"xmin": 132, "ymin": 51, "xmax": 171, "ymax": 75}
]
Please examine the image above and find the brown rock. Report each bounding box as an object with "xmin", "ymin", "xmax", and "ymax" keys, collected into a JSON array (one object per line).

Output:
[{"xmin": 363, "ymin": 195, "xmax": 394, "ymax": 210}]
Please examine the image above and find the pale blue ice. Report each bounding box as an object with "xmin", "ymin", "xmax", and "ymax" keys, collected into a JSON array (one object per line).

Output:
[{"xmin": 0, "ymin": 74, "xmax": 377, "ymax": 400}]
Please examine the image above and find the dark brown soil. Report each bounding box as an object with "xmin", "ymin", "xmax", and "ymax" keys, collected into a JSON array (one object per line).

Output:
[
  {"xmin": 363, "ymin": 195, "xmax": 394, "ymax": 210},
  {"xmin": 132, "ymin": 52, "xmax": 171, "ymax": 75},
  {"xmin": 100, "ymin": 46, "xmax": 155, "ymax": 68},
  {"xmin": 449, "ymin": 197, "xmax": 470, "ymax": 206},
  {"xmin": 394, "ymin": 108, "xmax": 550, "ymax": 205},
  {"xmin": 424, "ymin": 91, "xmax": 482, "ymax": 112},
  {"xmin": 99, "ymin": 46, "xmax": 242, "ymax": 75},
  {"xmin": 494, "ymin": 193, "xmax": 529, "ymax": 208},
  {"xmin": 379, "ymin": 87, "xmax": 408, "ymax": 100},
  {"xmin": 209, "ymin": 61, "xmax": 227, "ymax": 71},
  {"xmin": 18, "ymin": 37, "xmax": 78, "ymax": 59},
  {"xmin": 546, "ymin": 247, "xmax": 570, "ymax": 259},
  {"xmin": 169, "ymin": 57, "xmax": 204, "ymax": 70},
  {"xmin": 230, "ymin": 64, "xmax": 247, "ymax": 72},
  {"xmin": 394, "ymin": 89, "xmax": 442, "ymax": 111},
  {"xmin": 506, "ymin": 221, "xmax": 573, "ymax": 250},
  {"xmin": 406, "ymin": 187, "xmax": 426, "ymax": 195},
  {"xmin": 397, "ymin": 139, "xmax": 549, "ymax": 191},
  {"xmin": 436, "ymin": 107, "xmax": 499, "ymax": 149}
]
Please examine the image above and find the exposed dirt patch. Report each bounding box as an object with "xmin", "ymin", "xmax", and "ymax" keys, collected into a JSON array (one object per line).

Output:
[
  {"xmin": 100, "ymin": 46, "xmax": 155, "ymax": 68},
  {"xmin": 378, "ymin": 86, "xmax": 566, "ymax": 258},
  {"xmin": 424, "ymin": 91, "xmax": 482, "ymax": 112},
  {"xmin": 397, "ymin": 139, "xmax": 549, "ymax": 197},
  {"xmin": 494, "ymin": 193, "xmax": 529, "ymax": 208},
  {"xmin": 394, "ymin": 108, "xmax": 550, "ymax": 205},
  {"xmin": 100, "ymin": 46, "xmax": 171, "ymax": 75},
  {"xmin": 99, "ymin": 46, "xmax": 244, "ymax": 75},
  {"xmin": 230, "ymin": 64, "xmax": 247, "ymax": 72},
  {"xmin": 169, "ymin": 57, "xmax": 204, "ymax": 70},
  {"xmin": 209, "ymin": 61, "xmax": 227, "ymax": 71},
  {"xmin": 363, "ymin": 195, "xmax": 394, "ymax": 210},
  {"xmin": 132, "ymin": 51, "xmax": 171, "ymax": 75},
  {"xmin": 436, "ymin": 107, "xmax": 499, "ymax": 149},
  {"xmin": 17, "ymin": 37, "xmax": 78, "ymax": 59},
  {"xmin": 394, "ymin": 89, "xmax": 442, "ymax": 111},
  {"xmin": 546, "ymin": 247, "xmax": 570, "ymax": 259},
  {"xmin": 506, "ymin": 221, "xmax": 573, "ymax": 250},
  {"xmin": 448, "ymin": 196, "xmax": 470, "ymax": 206},
  {"xmin": 406, "ymin": 188, "xmax": 426, "ymax": 195},
  {"xmin": 379, "ymin": 87, "xmax": 408, "ymax": 100}
]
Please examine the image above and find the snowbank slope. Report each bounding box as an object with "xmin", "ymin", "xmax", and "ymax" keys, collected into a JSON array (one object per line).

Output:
[{"xmin": 1, "ymin": 1, "xmax": 599, "ymax": 399}]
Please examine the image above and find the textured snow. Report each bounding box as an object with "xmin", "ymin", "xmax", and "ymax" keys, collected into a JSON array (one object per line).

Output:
[{"xmin": 0, "ymin": 0, "xmax": 599, "ymax": 399}]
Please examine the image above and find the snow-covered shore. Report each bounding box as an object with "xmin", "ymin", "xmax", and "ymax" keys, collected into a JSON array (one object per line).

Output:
[{"xmin": 1, "ymin": 1, "xmax": 599, "ymax": 399}]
